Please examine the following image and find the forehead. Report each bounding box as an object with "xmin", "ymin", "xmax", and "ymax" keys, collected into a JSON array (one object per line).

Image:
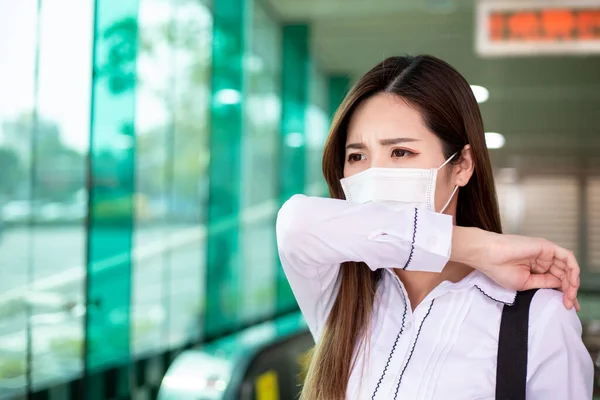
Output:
[{"xmin": 346, "ymin": 92, "xmax": 433, "ymax": 143}]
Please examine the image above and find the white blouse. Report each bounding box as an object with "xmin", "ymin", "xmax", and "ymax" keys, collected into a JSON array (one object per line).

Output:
[{"xmin": 276, "ymin": 194, "xmax": 594, "ymax": 400}]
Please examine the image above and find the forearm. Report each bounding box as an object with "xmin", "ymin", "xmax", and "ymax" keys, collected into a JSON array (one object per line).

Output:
[
  {"xmin": 450, "ymin": 226, "xmax": 491, "ymax": 268},
  {"xmin": 277, "ymin": 195, "xmax": 452, "ymax": 271}
]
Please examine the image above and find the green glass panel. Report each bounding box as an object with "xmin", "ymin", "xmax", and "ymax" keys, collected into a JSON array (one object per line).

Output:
[
  {"xmin": 276, "ymin": 24, "xmax": 310, "ymax": 313},
  {"xmin": 86, "ymin": 0, "xmax": 140, "ymax": 373},
  {"xmin": 306, "ymin": 64, "xmax": 330, "ymax": 197},
  {"xmin": 132, "ymin": 0, "xmax": 212, "ymax": 355},
  {"xmin": 130, "ymin": 0, "xmax": 171, "ymax": 356},
  {"xmin": 205, "ymin": 0, "xmax": 245, "ymax": 338},
  {"xmin": 328, "ymin": 75, "xmax": 351, "ymax": 120},
  {"xmin": 279, "ymin": 24, "xmax": 309, "ymax": 201},
  {"xmin": 166, "ymin": 0, "xmax": 212, "ymax": 350},
  {"xmin": 239, "ymin": 0, "xmax": 281, "ymax": 325}
]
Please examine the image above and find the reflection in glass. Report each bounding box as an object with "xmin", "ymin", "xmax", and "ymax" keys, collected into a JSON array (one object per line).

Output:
[
  {"xmin": 132, "ymin": 0, "xmax": 211, "ymax": 355},
  {"xmin": 132, "ymin": 0, "xmax": 172, "ymax": 357},
  {"xmin": 29, "ymin": 0, "xmax": 92, "ymax": 389},
  {"xmin": 167, "ymin": 0, "xmax": 211, "ymax": 348},
  {"xmin": 0, "ymin": 0, "xmax": 91, "ymax": 395},
  {"xmin": 239, "ymin": 1, "xmax": 281, "ymax": 323},
  {"xmin": 0, "ymin": 2, "xmax": 38, "ymax": 395},
  {"xmin": 306, "ymin": 63, "xmax": 329, "ymax": 197},
  {"xmin": 86, "ymin": 0, "xmax": 139, "ymax": 372},
  {"xmin": 205, "ymin": 0, "xmax": 245, "ymax": 338}
]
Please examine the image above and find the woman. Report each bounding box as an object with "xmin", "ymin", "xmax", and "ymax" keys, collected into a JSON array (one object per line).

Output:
[{"xmin": 276, "ymin": 55, "xmax": 593, "ymax": 399}]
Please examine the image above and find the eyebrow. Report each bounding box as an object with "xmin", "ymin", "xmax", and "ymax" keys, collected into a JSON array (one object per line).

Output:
[{"xmin": 345, "ymin": 137, "xmax": 420, "ymax": 150}]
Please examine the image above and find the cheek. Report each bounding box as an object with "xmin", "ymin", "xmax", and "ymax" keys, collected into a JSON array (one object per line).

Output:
[
  {"xmin": 343, "ymin": 161, "xmax": 366, "ymax": 178},
  {"xmin": 342, "ymin": 163, "xmax": 349, "ymax": 178}
]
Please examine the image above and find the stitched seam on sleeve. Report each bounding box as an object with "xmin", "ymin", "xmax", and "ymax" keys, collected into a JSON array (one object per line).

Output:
[{"xmin": 402, "ymin": 208, "xmax": 418, "ymax": 270}]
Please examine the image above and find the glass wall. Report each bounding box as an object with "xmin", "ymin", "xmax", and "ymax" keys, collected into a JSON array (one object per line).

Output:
[
  {"xmin": 132, "ymin": 0, "xmax": 211, "ymax": 357},
  {"xmin": 0, "ymin": 0, "xmax": 92, "ymax": 394},
  {"xmin": 0, "ymin": 0, "xmax": 334, "ymax": 397},
  {"xmin": 275, "ymin": 23, "xmax": 310, "ymax": 314},
  {"xmin": 164, "ymin": 0, "xmax": 212, "ymax": 350},
  {"xmin": 305, "ymin": 63, "xmax": 329, "ymax": 196},
  {"xmin": 239, "ymin": 0, "xmax": 281, "ymax": 323},
  {"xmin": 32, "ymin": 0, "xmax": 92, "ymax": 387},
  {"xmin": 86, "ymin": 0, "xmax": 139, "ymax": 373}
]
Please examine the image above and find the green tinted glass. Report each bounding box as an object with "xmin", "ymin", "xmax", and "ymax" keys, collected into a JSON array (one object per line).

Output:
[
  {"xmin": 328, "ymin": 75, "xmax": 350, "ymax": 120},
  {"xmin": 131, "ymin": 0, "xmax": 212, "ymax": 357},
  {"xmin": 306, "ymin": 63, "xmax": 329, "ymax": 197},
  {"xmin": 239, "ymin": 0, "xmax": 282, "ymax": 324},
  {"xmin": 276, "ymin": 24, "xmax": 310, "ymax": 313},
  {"xmin": 205, "ymin": 0, "xmax": 245, "ymax": 338},
  {"xmin": 86, "ymin": 0, "xmax": 140, "ymax": 373}
]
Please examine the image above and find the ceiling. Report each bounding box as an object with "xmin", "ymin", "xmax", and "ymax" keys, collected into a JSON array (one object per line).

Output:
[{"xmin": 265, "ymin": 0, "xmax": 600, "ymax": 161}]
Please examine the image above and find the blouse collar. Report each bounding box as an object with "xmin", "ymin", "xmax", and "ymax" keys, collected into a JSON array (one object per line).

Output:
[{"xmin": 384, "ymin": 268, "xmax": 517, "ymax": 306}]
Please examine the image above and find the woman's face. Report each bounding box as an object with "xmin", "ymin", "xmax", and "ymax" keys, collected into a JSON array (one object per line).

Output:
[{"xmin": 343, "ymin": 92, "xmax": 473, "ymax": 214}]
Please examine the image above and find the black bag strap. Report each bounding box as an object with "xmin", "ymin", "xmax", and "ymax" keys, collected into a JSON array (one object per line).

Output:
[{"xmin": 495, "ymin": 289, "xmax": 538, "ymax": 400}]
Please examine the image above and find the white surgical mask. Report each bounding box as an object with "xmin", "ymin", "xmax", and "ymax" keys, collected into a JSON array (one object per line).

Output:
[{"xmin": 340, "ymin": 153, "xmax": 459, "ymax": 213}]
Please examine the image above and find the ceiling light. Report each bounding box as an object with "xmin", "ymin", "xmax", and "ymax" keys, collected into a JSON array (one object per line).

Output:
[
  {"xmin": 485, "ymin": 132, "xmax": 505, "ymax": 149},
  {"xmin": 470, "ymin": 85, "xmax": 489, "ymax": 103}
]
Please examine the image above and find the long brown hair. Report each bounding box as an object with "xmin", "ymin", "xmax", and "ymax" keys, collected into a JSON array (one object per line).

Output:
[{"xmin": 300, "ymin": 55, "xmax": 503, "ymax": 400}]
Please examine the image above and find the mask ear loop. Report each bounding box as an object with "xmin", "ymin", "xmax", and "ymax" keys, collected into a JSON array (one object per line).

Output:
[
  {"xmin": 439, "ymin": 185, "xmax": 459, "ymax": 213},
  {"xmin": 436, "ymin": 151, "xmax": 460, "ymax": 213},
  {"xmin": 437, "ymin": 152, "xmax": 458, "ymax": 170}
]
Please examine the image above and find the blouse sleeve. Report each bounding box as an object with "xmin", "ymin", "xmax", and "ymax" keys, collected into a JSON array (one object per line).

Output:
[
  {"xmin": 275, "ymin": 194, "xmax": 453, "ymax": 339},
  {"xmin": 526, "ymin": 289, "xmax": 594, "ymax": 400}
]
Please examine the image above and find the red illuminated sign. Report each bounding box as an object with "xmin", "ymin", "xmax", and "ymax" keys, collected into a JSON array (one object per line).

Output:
[{"xmin": 477, "ymin": 1, "xmax": 600, "ymax": 56}]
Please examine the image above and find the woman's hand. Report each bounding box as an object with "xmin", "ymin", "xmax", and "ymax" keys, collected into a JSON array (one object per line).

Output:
[{"xmin": 453, "ymin": 227, "xmax": 580, "ymax": 310}]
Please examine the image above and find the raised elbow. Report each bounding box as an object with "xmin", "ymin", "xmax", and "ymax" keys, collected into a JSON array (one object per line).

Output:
[{"xmin": 276, "ymin": 194, "xmax": 311, "ymax": 256}]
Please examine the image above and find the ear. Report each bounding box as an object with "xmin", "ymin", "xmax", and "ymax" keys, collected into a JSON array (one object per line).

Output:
[{"xmin": 454, "ymin": 145, "xmax": 475, "ymax": 187}]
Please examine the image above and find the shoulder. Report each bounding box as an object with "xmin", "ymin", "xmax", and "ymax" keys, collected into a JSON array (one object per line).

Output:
[
  {"xmin": 529, "ymin": 288, "xmax": 582, "ymax": 337},
  {"xmin": 525, "ymin": 290, "xmax": 594, "ymax": 398}
]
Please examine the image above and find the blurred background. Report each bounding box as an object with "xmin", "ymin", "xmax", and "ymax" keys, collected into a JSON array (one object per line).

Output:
[{"xmin": 0, "ymin": 0, "xmax": 599, "ymax": 399}]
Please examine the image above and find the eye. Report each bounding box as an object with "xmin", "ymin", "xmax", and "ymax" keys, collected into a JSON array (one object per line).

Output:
[
  {"xmin": 347, "ymin": 153, "xmax": 365, "ymax": 163},
  {"xmin": 391, "ymin": 148, "xmax": 414, "ymax": 158}
]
